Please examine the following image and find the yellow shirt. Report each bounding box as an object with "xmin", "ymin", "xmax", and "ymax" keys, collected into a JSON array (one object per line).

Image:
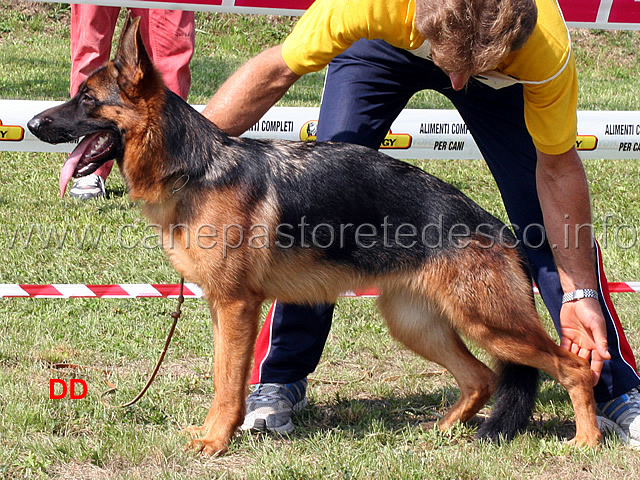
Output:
[{"xmin": 281, "ymin": 0, "xmax": 577, "ymax": 155}]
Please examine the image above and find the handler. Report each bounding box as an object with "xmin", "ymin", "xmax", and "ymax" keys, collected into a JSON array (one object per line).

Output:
[{"xmin": 202, "ymin": 0, "xmax": 640, "ymax": 446}]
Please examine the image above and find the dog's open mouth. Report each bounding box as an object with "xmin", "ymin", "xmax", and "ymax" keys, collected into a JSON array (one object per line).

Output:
[{"xmin": 59, "ymin": 131, "xmax": 118, "ymax": 198}]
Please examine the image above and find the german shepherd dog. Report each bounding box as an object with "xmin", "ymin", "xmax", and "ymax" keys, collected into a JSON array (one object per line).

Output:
[{"xmin": 28, "ymin": 17, "xmax": 601, "ymax": 455}]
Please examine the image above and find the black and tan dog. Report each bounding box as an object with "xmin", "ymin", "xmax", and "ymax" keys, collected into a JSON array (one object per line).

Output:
[{"xmin": 28, "ymin": 17, "xmax": 600, "ymax": 455}]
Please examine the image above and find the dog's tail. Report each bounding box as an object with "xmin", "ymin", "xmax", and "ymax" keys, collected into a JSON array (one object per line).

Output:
[{"xmin": 477, "ymin": 361, "xmax": 539, "ymax": 442}]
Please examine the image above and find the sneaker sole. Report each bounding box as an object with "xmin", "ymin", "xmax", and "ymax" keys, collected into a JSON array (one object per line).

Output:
[
  {"xmin": 240, "ymin": 417, "xmax": 295, "ymax": 434},
  {"xmin": 69, "ymin": 193, "xmax": 105, "ymax": 200}
]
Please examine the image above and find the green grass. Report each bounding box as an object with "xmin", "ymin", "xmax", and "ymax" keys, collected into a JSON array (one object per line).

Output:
[
  {"xmin": 1, "ymin": 1, "xmax": 640, "ymax": 478},
  {"xmin": 572, "ymin": 29, "xmax": 640, "ymax": 110}
]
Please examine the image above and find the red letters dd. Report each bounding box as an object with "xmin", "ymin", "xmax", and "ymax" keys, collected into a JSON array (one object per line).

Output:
[{"xmin": 49, "ymin": 379, "xmax": 87, "ymax": 399}]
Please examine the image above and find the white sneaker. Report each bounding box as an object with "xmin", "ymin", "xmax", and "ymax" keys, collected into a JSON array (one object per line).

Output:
[{"xmin": 69, "ymin": 174, "xmax": 106, "ymax": 200}]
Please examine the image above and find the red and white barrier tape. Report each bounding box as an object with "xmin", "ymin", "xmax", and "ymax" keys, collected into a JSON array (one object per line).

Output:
[
  {"xmin": 31, "ymin": 0, "xmax": 640, "ymax": 30},
  {"xmin": 0, "ymin": 283, "xmax": 203, "ymax": 298},
  {"xmin": 0, "ymin": 283, "xmax": 379, "ymax": 298},
  {"xmin": 1, "ymin": 283, "xmax": 639, "ymax": 298}
]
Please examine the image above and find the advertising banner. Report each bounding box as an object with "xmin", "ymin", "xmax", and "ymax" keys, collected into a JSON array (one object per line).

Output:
[
  {"xmin": 33, "ymin": 0, "xmax": 640, "ymax": 29},
  {"xmin": 3, "ymin": 101, "xmax": 640, "ymax": 159}
]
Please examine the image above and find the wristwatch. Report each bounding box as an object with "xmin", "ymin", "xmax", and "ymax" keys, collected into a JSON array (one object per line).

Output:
[{"xmin": 561, "ymin": 289, "xmax": 598, "ymax": 304}]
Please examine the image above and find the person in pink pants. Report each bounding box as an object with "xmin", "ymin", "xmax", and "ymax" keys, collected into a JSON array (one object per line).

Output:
[{"xmin": 68, "ymin": 4, "xmax": 195, "ymax": 199}]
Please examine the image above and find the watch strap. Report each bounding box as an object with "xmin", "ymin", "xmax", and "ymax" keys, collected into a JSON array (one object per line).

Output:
[{"xmin": 561, "ymin": 288, "xmax": 598, "ymax": 304}]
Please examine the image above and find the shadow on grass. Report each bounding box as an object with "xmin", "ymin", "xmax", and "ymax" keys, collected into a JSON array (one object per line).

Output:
[{"xmin": 279, "ymin": 381, "xmax": 578, "ymax": 444}]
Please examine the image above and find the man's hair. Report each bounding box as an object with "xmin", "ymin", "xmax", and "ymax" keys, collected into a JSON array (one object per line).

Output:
[{"xmin": 415, "ymin": 0, "xmax": 538, "ymax": 75}]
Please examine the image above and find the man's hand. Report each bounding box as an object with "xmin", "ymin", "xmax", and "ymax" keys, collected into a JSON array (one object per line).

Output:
[{"xmin": 560, "ymin": 297, "xmax": 611, "ymax": 385}]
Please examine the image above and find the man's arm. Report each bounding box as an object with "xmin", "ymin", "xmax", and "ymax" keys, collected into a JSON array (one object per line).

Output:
[
  {"xmin": 536, "ymin": 146, "xmax": 611, "ymax": 383},
  {"xmin": 201, "ymin": 45, "xmax": 301, "ymax": 136}
]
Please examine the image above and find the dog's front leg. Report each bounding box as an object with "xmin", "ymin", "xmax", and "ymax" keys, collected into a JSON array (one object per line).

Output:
[{"xmin": 187, "ymin": 296, "xmax": 261, "ymax": 456}]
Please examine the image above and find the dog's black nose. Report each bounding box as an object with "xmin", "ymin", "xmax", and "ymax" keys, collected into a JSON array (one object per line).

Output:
[{"xmin": 27, "ymin": 116, "xmax": 49, "ymax": 135}]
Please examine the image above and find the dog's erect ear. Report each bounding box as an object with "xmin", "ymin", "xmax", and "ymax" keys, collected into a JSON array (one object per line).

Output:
[{"xmin": 113, "ymin": 15, "xmax": 155, "ymax": 92}]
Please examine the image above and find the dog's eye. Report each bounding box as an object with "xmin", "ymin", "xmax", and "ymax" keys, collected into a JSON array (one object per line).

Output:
[{"xmin": 81, "ymin": 94, "xmax": 96, "ymax": 106}]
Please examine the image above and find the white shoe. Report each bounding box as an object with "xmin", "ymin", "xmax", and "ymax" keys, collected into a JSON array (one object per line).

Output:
[{"xmin": 69, "ymin": 174, "xmax": 106, "ymax": 200}]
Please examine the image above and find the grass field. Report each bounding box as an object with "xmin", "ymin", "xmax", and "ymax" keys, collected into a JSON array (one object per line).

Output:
[{"xmin": 1, "ymin": 1, "xmax": 640, "ymax": 478}]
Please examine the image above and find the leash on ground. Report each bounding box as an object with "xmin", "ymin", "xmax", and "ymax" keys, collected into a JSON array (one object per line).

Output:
[{"xmin": 101, "ymin": 276, "xmax": 185, "ymax": 408}]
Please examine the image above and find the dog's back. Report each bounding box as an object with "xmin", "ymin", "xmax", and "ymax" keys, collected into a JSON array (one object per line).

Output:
[{"xmin": 157, "ymin": 89, "xmax": 513, "ymax": 273}]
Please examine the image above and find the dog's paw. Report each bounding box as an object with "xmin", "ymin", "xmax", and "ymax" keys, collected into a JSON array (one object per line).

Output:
[
  {"xmin": 185, "ymin": 437, "xmax": 228, "ymax": 456},
  {"xmin": 567, "ymin": 431, "xmax": 602, "ymax": 448}
]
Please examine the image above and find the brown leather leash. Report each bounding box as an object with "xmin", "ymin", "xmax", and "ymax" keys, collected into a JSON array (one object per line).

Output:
[{"xmin": 101, "ymin": 276, "xmax": 185, "ymax": 407}]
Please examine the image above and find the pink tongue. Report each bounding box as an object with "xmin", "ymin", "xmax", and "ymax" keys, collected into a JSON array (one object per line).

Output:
[{"xmin": 59, "ymin": 133, "xmax": 102, "ymax": 198}]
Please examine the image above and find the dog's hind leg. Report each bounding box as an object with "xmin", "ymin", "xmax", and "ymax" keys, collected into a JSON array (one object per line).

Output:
[
  {"xmin": 474, "ymin": 326, "xmax": 601, "ymax": 446},
  {"xmin": 186, "ymin": 296, "xmax": 262, "ymax": 456},
  {"xmin": 435, "ymin": 245, "xmax": 601, "ymax": 446},
  {"xmin": 378, "ymin": 289, "xmax": 496, "ymax": 430}
]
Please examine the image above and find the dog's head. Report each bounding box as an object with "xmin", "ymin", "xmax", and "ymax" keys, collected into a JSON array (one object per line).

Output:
[{"xmin": 27, "ymin": 16, "xmax": 161, "ymax": 197}]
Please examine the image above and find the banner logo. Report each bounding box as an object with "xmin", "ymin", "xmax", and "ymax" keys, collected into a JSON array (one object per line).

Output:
[
  {"xmin": 381, "ymin": 129, "xmax": 412, "ymax": 149},
  {"xmin": 299, "ymin": 120, "xmax": 318, "ymax": 141},
  {"xmin": 0, "ymin": 119, "xmax": 24, "ymax": 141},
  {"xmin": 300, "ymin": 121, "xmax": 412, "ymax": 149},
  {"xmin": 576, "ymin": 135, "xmax": 598, "ymax": 151}
]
